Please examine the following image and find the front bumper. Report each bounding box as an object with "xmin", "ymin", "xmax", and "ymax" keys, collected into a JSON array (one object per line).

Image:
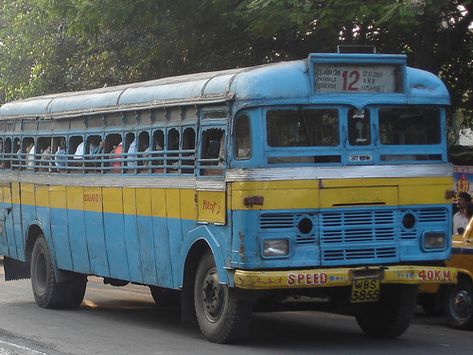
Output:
[{"xmin": 234, "ymin": 265, "xmax": 457, "ymax": 290}]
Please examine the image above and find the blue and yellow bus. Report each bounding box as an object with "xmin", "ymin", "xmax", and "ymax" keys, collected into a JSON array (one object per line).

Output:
[{"xmin": 0, "ymin": 51, "xmax": 458, "ymax": 343}]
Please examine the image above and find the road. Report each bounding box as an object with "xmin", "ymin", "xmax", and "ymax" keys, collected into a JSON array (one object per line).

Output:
[{"xmin": 1, "ymin": 261, "xmax": 473, "ymax": 355}]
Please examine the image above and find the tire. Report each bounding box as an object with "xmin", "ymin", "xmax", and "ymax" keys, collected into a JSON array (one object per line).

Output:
[
  {"xmin": 445, "ymin": 277, "xmax": 473, "ymax": 329},
  {"xmin": 355, "ymin": 284, "xmax": 417, "ymax": 338},
  {"xmin": 149, "ymin": 286, "xmax": 180, "ymax": 307},
  {"xmin": 30, "ymin": 235, "xmax": 87, "ymax": 309},
  {"xmin": 194, "ymin": 251, "xmax": 252, "ymax": 343}
]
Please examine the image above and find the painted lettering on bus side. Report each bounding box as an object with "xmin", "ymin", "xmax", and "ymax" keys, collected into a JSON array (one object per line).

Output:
[
  {"xmin": 417, "ymin": 269, "xmax": 451, "ymax": 282},
  {"xmin": 287, "ymin": 272, "xmax": 328, "ymax": 286},
  {"xmin": 83, "ymin": 193, "xmax": 101, "ymax": 203},
  {"xmin": 202, "ymin": 199, "xmax": 220, "ymax": 214}
]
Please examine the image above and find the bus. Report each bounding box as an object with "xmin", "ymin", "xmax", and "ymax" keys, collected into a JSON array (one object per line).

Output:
[{"xmin": 0, "ymin": 51, "xmax": 458, "ymax": 343}]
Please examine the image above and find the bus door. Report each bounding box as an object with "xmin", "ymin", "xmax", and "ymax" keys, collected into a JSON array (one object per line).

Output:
[{"xmin": 196, "ymin": 124, "xmax": 226, "ymax": 225}]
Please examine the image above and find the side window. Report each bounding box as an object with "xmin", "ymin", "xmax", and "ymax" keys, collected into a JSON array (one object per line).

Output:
[
  {"xmin": 4, "ymin": 138, "xmax": 11, "ymax": 169},
  {"xmin": 137, "ymin": 131, "xmax": 150, "ymax": 173},
  {"xmin": 0, "ymin": 138, "xmax": 3, "ymax": 169},
  {"xmin": 152, "ymin": 130, "xmax": 164, "ymax": 172},
  {"xmin": 124, "ymin": 132, "xmax": 137, "ymax": 173},
  {"xmin": 182, "ymin": 127, "xmax": 196, "ymax": 174},
  {"xmin": 52, "ymin": 137, "xmax": 67, "ymax": 172},
  {"xmin": 37, "ymin": 137, "xmax": 52, "ymax": 172},
  {"xmin": 348, "ymin": 109, "xmax": 371, "ymax": 146},
  {"xmin": 85, "ymin": 135, "xmax": 104, "ymax": 173},
  {"xmin": 167, "ymin": 128, "xmax": 180, "ymax": 171},
  {"xmin": 22, "ymin": 137, "xmax": 35, "ymax": 171},
  {"xmin": 13, "ymin": 138, "xmax": 21, "ymax": 169},
  {"xmin": 234, "ymin": 115, "xmax": 252, "ymax": 160},
  {"xmin": 105, "ymin": 133, "xmax": 123, "ymax": 174},
  {"xmin": 200, "ymin": 128, "xmax": 225, "ymax": 175}
]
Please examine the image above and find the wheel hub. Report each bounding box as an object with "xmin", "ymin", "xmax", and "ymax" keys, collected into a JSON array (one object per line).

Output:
[
  {"xmin": 453, "ymin": 290, "xmax": 472, "ymax": 319},
  {"xmin": 34, "ymin": 253, "xmax": 47, "ymax": 294},
  {"xmin": 201, "ymin": 267, "xmax": 225, "ymax": 323}
]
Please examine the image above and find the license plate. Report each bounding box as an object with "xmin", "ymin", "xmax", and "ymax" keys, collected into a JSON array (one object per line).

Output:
[{"xmin": 351, "ymin": 278, "xmax": 380, "ymax": 303}]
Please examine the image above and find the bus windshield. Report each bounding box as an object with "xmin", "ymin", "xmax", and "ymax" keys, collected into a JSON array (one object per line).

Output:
[
  {"xmin": 379, "ymin": 107, "xmax": 441, "ymax": 145},
  {"xmin": 266, "ymin": 109, "xmax": 339, "ymax": 147}
]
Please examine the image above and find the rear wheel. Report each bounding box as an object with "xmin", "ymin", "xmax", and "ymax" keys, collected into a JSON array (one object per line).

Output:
[
  {"xmin": 30, "ymin": 235, "xmax": 87, "ymax": 309},
  {"xmin": 445, "ymin": 277, "xmax": 473, "ymax": 329},
  {"xmin": 194, "ymin": 251, "xmax": 252, "ymax": 343},
  {"xmin": 355, "ymin": 284, "xmax": 417, "ymax": 338}
]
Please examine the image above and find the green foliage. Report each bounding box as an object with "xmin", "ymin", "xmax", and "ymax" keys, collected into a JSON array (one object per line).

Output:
[{"xmin": 0, "ymin": 0, "xmax": 471, "ymax": 137}]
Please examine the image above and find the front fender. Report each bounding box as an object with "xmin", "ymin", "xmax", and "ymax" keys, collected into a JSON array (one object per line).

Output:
[{"xmin": 177, "ymin": 225, "xmax": 230, "ymax": 288}]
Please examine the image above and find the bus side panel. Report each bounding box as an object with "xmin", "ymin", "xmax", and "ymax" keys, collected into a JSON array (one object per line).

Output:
[
  {"xmin": 102, "ymin": 187, "xmax": 129, "ymax": 280},
  {"xmin": 3, "ymin": 184, "xmax": 16, "ymax": 259},
  {"xmin": 136, "ymin": 188, "xmax": 158, "ymax": 285},
  {"xmin": 20, "ymin": 183, "xmax": 37, "ymax": 260},
  {"xmin": 179, "ymin": 189, "xmax": 198, "ymax": 284},
  {"xmin": 35, "ymin": 185, "xmax": 53, "ymax": 260},
  {"xmin": 49, "ymin": 186, "xmax": 73, "ymax": 270},
  {"xmin": 11, "ymin": 183, "xmax": 24, "ymax": 261},
  {"xmin": 84, "ymin": 187, "xmax": 111, "ymax": 277},
  {"xmin": 123, "ymin": 188, "xmax": 143, "ymax": 283},
  {"xmin": 165, "ymin": 189, "xmax": 182, "ymax": 286},
  {"xmin": 150, "ymin": 189, "xmax": 173, "ymax": 287},
  {"xmin": 66, "ymin": 186, "xmax": 91, "ymax": 273}
]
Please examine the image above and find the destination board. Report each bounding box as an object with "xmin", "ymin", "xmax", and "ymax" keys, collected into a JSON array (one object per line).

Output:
[{"xmin": 314, "ymin": 64, "xmax": 401, "ymax": 93}]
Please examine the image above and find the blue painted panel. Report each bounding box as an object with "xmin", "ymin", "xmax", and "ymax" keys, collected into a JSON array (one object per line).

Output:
[
  {"xmin": 67, "ymin": 210, "xmax": 91, "ymax": 273},
  {"xmin": 49, "ymin": 208, "xmax": 73, "ymax": 270},
  {"xmin": 85, "ymin": 211, "xmax": 110, "ymax": 277},
  {"xmin": 137, "ymin": 215, "xmax": 157, "ymax": 285},
  {"xmin": 123, "ymin": 213, "xmax": 143, "ymax": 283},
  {"xmin": 0, "ymin": 208, "xmax": 9, "ymax": 255},
  {"xmin": 103, "ymin": 213, "xmax": 129, "ymax": 280},
  {"xmin": 152, "ymin": 216, "xmax": 173, "ymax": 287},
  {"xmin": 12, "ymin": 205, "xmax": 24, "ymax": 261},
  {"xmin": 4, "ymin": 212, "xmax": 16, "ymax": 259}
]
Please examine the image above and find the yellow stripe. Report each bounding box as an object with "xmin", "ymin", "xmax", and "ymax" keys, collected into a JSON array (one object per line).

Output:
[
  {"xmin": 103, "ymin": 188, "xmax": 123, "ymax": 214},
  {"xmin": 11, "ymin": 182, "xmax": 20, "ymax": 205},
  {"xmin": 66, "ymin": 186, "xmax": 83, "ymax": 211},
  {"xmin": 49, "ymin": 185, "xmax": 67, "ymax": 209},
  {"xmin": 21, "ymin": 183, "xmax": 35, "ymax": 206},
  {"xmin": 136, "ymin": 188, "xmax": 151, "ymax": 217},
  {"xmin": 83, "ymin": 187, "xmax": 102, "ymax": 213},
  {"xmin": 35, "ymin": 185, "xmax": 49, "ymax": 208},
  {"xmin": 165, "ymin": 189, "xmax": 180, "ymax": 219},
  {"xmin": 123, "ymin": 188, "xmax": 136, "ymax": 215},
  {"xmin": 234, "ymin": 266, "xmax": 458, "ymax": 290},
  {"xmin": 231, "ymin": 177, "xmax": 453, "ymax": 210}
]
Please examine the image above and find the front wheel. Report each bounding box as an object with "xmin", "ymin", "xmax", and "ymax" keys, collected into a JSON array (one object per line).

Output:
[
  {"xmin": 194, "ymin": 251, "xmax": 252, "ymax": 343},
  {"xmin": 445, "ymin": 277, "xmax": 473, "ymax": 329},
  {"xmin": 355, "ymin": 284, "xmax": 417, "ymax": 338},
  {"xmin": 30, "ymin": 235, "xmax": 87, "ymax": 309}
]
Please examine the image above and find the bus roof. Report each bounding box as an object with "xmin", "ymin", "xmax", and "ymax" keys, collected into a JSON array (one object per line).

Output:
[{"xmin": 0, "ymin": 53, "xmax": 450, "ymax": 120}]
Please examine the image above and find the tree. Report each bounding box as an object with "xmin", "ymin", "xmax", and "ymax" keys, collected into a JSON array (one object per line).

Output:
[{"xmin": 0, "ymin": 0, "xmax": 471, "ymax": 138}]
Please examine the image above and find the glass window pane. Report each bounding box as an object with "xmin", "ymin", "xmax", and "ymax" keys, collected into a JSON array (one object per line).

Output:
[
  {"xmin": 379, "ymin": 107, "xmax": 440, "ymax": 145},
  {"xmin": 234, "ymin": 115, "xmax": 251, "ymax": 159},
  {"xmin": 348, "ymin": 109, "xmax": 370, "ymax": 146},
  {"xmin": 266, "ymin": 109, "xmax": 339, "ymax": 147}
]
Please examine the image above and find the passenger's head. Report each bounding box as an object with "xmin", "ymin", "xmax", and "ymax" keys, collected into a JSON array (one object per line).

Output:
[{"xmin": 458, "ymin": 192, "xmax": 472, "ymax": 209}]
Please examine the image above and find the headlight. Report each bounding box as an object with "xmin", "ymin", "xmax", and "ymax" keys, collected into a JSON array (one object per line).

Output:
[
  {"xmin": 422, "ymin": 232, "xmax": 446, "ymax": 250},
  {"xmin": 263, "ymin": 239, "xmax": 289, "ymax": 257}
]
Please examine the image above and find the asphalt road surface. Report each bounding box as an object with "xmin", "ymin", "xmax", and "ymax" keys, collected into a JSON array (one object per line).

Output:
[{"xmin": 1, "ymin": 261, "xmax": 473, "ymax": 355}]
